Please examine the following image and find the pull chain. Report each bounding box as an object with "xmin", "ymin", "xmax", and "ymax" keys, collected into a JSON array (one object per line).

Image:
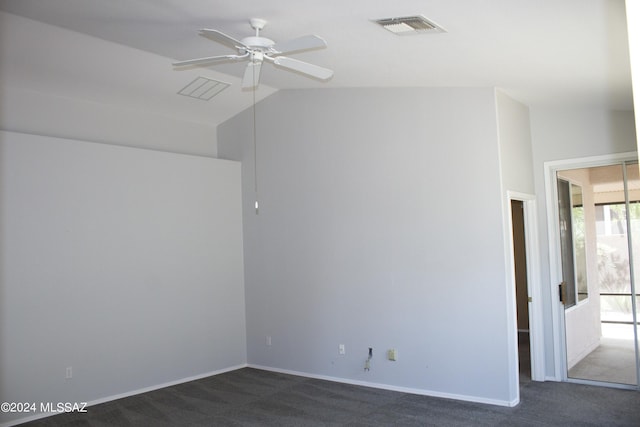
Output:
[{"xmin": 252, "ymin": 57, "xmax": 259, "ymax": 215}]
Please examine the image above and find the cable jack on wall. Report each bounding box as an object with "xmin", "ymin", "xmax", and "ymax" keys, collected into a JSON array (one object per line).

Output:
[{"xmin": 364, "ymin": 347, "xmax": 373, "ymax": 371}]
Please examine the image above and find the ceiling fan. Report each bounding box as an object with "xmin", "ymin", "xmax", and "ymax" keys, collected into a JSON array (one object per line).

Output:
[{"xmin": 173, "ymin": 18, "xmax": 333, "ymax": 89}]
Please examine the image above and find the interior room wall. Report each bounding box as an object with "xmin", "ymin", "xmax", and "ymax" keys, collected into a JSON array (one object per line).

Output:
[
  {"xmin": 0, "ymin": 11, "xmax": 220, "ymax": 158},
  {"xmin": 529, "ymin": 108, "xmax": 637, "ymax": 379},
  {"xmin": 495, "ymin": 90, "xmax": 535, "ymax": 394},
  {"xmin": 218, "ymin": 87, "xmax": 518, "ymax": 405},
  {"xmin": 496, "ymin": 90, "xmax": 535, "ymax": 195},
  {"xmin": 625, "ymin": 0, "xmax": 640, "ymax": 146},
  {"xmin": 0, "ymin": 87, "xmax": 219, "ymax": 157},
  {"xmin": 0, "ymin": 131, "xmax": 246, "ymax": 426}
]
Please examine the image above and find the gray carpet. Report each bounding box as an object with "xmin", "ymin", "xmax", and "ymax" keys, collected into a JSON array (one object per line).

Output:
[{"xmin": 19, "ymin": 367, "xmax": 640, "ymax": 426}]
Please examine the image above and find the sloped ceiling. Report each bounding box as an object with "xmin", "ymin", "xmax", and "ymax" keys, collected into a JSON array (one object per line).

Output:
[{"xmin": 0, "ymin": 0, "xmax": 633, "ymax": 127}]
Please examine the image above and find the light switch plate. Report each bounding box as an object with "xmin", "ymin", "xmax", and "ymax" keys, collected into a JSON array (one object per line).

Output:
[{"xmin": 388, "ymin": 349, "xmax": 397, "ymax": 361}]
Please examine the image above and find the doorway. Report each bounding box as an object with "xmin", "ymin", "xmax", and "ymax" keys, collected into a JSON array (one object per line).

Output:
[
  {"xmin": 551, "ymin": 158, "xmax": 640, "ymax": 388},
  {"xmin": 511, "ymin": 199, "xmax": 531, "ymax": 383},
  {"xmin": 508, "ymin": 192, "xmax": 544, "ymax": 384}
]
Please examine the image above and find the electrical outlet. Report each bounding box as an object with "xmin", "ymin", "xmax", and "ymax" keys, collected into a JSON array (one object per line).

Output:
[
  {"xmin": 266, "ymin": 335, "xmax": 272, "ymax": 346},
  {"xmin": 339, "ymin": 344, "xmax": 345, "ymax": 355},
  {"xmin": 65, "ymin": 366, "xmax": 72, "ymax": 379}
]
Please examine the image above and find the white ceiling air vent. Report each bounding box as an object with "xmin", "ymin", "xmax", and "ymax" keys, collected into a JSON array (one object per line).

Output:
[
  {"xmin": 178, "ymin": 76, "xmax": 229, "ymax": 101},
  {"xmin": 374, "ymin": 15, "xmax": 446, "ymax": 35}
]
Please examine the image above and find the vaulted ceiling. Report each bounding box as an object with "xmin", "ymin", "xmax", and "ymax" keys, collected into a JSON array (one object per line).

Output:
[{"xmin": 0, "ymin": 0, "xmax": 633, "ymax": 127}]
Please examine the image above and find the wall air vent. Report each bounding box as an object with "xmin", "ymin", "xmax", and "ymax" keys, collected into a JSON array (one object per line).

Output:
[
  {"xmin": 178, "ymin": 76, "xmax": 229, "ymax": 101},
  {"xmin": 374, "ymin": 15, "xmax": 446, "ymax": 35}
]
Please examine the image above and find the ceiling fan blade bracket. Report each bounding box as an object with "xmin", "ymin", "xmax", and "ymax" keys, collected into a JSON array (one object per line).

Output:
[{"xmin": 251, "ymin": 51, "xmax": 264, "ymax": 63}]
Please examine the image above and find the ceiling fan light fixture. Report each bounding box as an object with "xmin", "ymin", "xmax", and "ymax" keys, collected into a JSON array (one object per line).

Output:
[{"xmin": 374, "ymin": 15, "xmax": 446, "ymax": 35}]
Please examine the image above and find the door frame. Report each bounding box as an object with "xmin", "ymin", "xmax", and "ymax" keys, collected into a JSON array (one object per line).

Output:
[
  {"xmin": 544, "ymin": 151, "xmax": 639, "ymax": 382},
  {"xmin": 508, "ymin": 191, "xmax": 545, "ymax": 382}
]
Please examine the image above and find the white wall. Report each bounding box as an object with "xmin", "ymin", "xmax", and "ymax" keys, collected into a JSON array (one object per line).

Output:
[
  {"xmin": 495, "ymin": 90, "xmax": 535, "ymax": 393},
  {"xmin": 0, "ymin": 131, "xmax": 246, "ymax": 425},
  {"xmin": 0, "ymin": 11, "xmax": 220, "ymax": 157},
  {"xmin": 530, "ymin": 108, "xmax": 637, "ymax": 378},
  {"xmin": 626, "ymin": 0, "xmax": 640, "ymax": 148},
  {"xmin": 496, "ymin": 90, "xmax": 535, "ymax": 195},
  {"xmin": 219, "ymin": 87, "xmax": 518, "ymax": 405},
  {"xmin": 0, "ymin": 87, "xmax": 219, "ymax": 157}
]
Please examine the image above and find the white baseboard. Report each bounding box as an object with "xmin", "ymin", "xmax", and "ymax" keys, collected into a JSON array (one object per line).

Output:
[
  {"xmin": 247, "ymin": 364, "xmax": 518, "ymax": 407},
  {"xmin": 0, "ymin": 364, "xmax": 248, "ymax": 427},
  {"xmin": 88, "ymin": 363, "xmax": 248, "ymax": 407},
  {"xmin": 2, "ymin": 362, "xmax": 521, "ymax": 427}
]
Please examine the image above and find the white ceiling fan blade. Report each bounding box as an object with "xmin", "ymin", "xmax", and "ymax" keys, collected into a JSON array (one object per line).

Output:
[
  {"xmin": 242, "ymin": 61, "xmax": 263, "ymax": 89},
  {"xmin": 273, "ymin": 56, "xmax": 333, "ymax": 80},
  {"xmin": 172, "ymin": 54, "xmax": 244, "ymax": 67},
  {"xmin": 199, "ymin": 29, "xmax": 248, "ymax": 50},
  {"xmin": 271, "ymin": 35, "xmax": 327, "ymax": 55}
]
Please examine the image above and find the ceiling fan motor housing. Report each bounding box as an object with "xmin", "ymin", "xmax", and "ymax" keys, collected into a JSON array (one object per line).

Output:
[{"xmin": 240, "ymin": 36, "xmax": 275, "ymax": 50}]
